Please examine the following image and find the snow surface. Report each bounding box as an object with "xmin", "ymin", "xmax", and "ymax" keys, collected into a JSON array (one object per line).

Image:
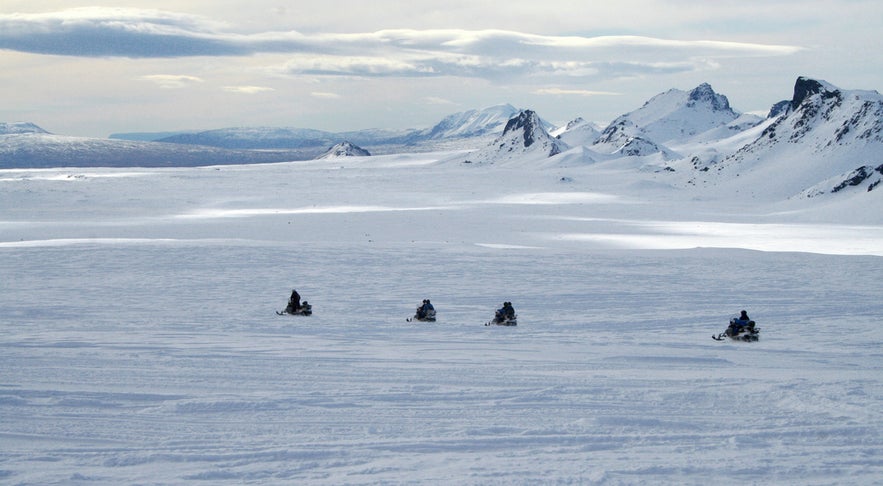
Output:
[{"xmin": 1, "ymin": 153, "xmax": 882, "ymax": 485}]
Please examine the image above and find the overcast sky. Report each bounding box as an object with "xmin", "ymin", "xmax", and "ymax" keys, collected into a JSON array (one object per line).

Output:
[{"xmin": 1, "ymin": 1, "xmax": 881, "ymax": 137}]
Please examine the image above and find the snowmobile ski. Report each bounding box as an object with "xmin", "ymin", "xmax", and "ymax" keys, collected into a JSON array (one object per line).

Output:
[
  {"xmin": 485, "ymin": 317, "xmax": 517, "ymax": 326},
  {"xmin": 712, "ymin": 328, "xmax": 760, "ymax": 342},
  {"xmin": 277, "ymin": 303, "xmax": 313, "ymax": 316}
]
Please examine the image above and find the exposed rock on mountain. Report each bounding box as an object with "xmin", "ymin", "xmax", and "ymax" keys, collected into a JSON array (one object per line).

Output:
[
  {"xmin": 595, "ymin": 83, "xmax": 741, "ymax": 149},
  {"xmin": 461, "ymin": 110, "xmax": 567, "ymax": 165},
  {"xmin": 691, "ymin": 77, "xmax": 883, "ymax": 197},
  {"xmin": 614, "ymin": 137, "xmax": 678, "ymax": 159},
  {"xmin": 316, "ymin": 141, "xmax": 371, "ymax": 159},
  {"xmin": 768, "ymin": 100, "xmax": 792, "ymax": 119}
]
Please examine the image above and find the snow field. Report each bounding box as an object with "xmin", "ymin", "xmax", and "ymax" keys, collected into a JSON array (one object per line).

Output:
[{"xmin": 1, "ymin": 154, "xmax": 882, "ymax": 484}]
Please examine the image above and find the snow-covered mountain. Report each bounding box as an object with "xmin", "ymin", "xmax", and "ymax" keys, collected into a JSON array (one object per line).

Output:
[
  {"xmin": 316, "ymin": 141, "xmax": 371, "ymax": 159},
  {"xmin": 689, "ymin": 77, "xmax": 883, "ymax": 198},
  {"xmin": 459, "ymin": 109, "xmax": 567, "ymax": 165},
  {"xmin": 419, "ymin": 104, "xmax": 520, "ymax": 140},
  {"xmin": 0, "ymin": 121, "xmax": 48, "ymax": 135},
  {"xmin": 4, "ymin": 77, "xmax": 883, "ymax": 205},
  {"xmin": 115, "ymin": 105, "xmax": 528, "ymax": 151},
  {"xmin": 552, "ymin": 117, "xmax": 602, "ymax": 147},
  {"xmin": 594, "ymin": 83, "xmax": 741, "ymax": 152}
]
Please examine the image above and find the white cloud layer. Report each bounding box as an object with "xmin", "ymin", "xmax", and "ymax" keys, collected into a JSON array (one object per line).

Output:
[
  {"xmin": 139, "ymin": 74, "xmax": 204, "ymax": 88},
  {"xmin": 0, "ymin": 2, "xmax": 880, "ymax": 137},
  {"xmin": 0, "ymin": 8, "xmax": 802, "ymax": 83}
]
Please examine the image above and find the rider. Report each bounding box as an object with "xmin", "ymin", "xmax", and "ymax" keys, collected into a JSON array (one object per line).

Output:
[
  {"xmin": 287, "ymin": 289, "xmax": 301, "ymax": 313},
  {"xmin": 496, "ymin": 301, "xmax": 515, "ymax": 322},
  {"xmin": 727, "ymin": 310, "xmax": 755, "ymax": 336},
  {"xmin": 416, "ymin": 299, "xmax": 435, "ymax": 319}
]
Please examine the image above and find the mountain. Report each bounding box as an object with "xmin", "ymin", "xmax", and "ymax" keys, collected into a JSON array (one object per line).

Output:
[
  {"xmin": 139, "ymin": 105, "xmax": 521, "ymax": 151},
  {"xmin": 552, "ymin": 117, "xmax": 602, "ymax": 147},
  {"xmin": 419, "ymin": 104, "xmax": 520, "ymax": 140},
  {"xmin": 316, "ymin": 141, "xmax": 371, "ymax": 159},
  {"xmin": 690, "ymin": 77, "xmax": 883, "ymax": 198},
  {"xmin": 0, "ymin": 127, "xmax": 309, "ymax": 168},
  {"xmin": 1, "ymin": 122, "xmax": 48, "ymax": 135},
  {"xmin": 109, "ymin": 131, "xmax": 195, "ymax": 142},
  {"xmin": 153, "ymin": 126, "xmax": 425, "ymax": 151},
  {"xmin": 460, "ymin": 110, "xmax": 567, "ymax": 165},
  {"xmin": 612, "ymin": 136, "xmax": 678, "ymax": 160},
  {"xmin": 4, "ymin": 76, "xmax": 882, "ymax": 204},
  {"xmin": 594, "ymin": 83, "xmax": 741, "ymax": 152},
  {"xmin": 157, "ymin": 127, "xmax": 342, "ymax": 150}
]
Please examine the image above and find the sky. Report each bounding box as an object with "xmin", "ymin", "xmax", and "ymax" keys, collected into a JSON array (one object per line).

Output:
[{"xmin": 0, "ymin": 1, "xmax": 881, "ymax": 137}]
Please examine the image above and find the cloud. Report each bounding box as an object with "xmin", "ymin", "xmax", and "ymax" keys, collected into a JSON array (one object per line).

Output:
[
  {"xmin": 139, "ymin": 74, "xmax": 204, "ymax": 88},
  {"xmin": 276, "ymin": 55, "xmax": 440, "ymax": 77},
  {"xmin": 222, "ymin": 86, "xmax": 275, "ymax": 94},
  {"xmin": 310, "ymin": 91, "xmax": 341, "ymax": 99},
  {"xmin": 535, "ymin": 88, "xmax": 621, "ymax": 97},
  {"xmin": 0, "ymin": 8, "xmax": 250, "ymax": 57},
  {"xmin": 423, "ymin": 97, "xmax": 457, "ymax": 105},
  {"xmin": 0, "ymin": 7, "xmax": 804, "ymax": 83}
]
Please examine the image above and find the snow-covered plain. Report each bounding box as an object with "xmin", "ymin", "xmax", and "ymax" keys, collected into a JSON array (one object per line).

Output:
[{"xmin": 1, "ymin": 153, "xmax": 882, "ymax": 484}]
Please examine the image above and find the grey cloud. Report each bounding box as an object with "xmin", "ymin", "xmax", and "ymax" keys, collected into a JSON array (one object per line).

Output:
[
  {"xmin": 0, "ymin": 8, "xmax": 802, "ymax": 83},
  {"xmin": 0, "ymin": 8, "xmax": 254, "ymax": 57}
]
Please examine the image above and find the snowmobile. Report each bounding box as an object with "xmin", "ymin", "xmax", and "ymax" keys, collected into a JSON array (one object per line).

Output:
[
  {"xmin": 712, "ymin": 317, "xmax": 759, "ymax": 341},
  {"xmin": 486, "ymin": 313, "xmax": 517, "ymax": 326},
  {"xmin": 407, "ymin": 308, "xmax": 437, "ymax": 322},
  {"xmin": 277, "ymin": 301, "xmax": 312, "ymax": 316}
]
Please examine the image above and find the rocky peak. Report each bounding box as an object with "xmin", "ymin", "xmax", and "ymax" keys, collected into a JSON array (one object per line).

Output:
[
  {"xmin": 791, "ymin": 77, "xmax": 841, "ymax": 109},
  {"xmin": 317, "ymin": 141, "xmax": 371, "ymax": 159},
  {"xmin": 502, "ymin": 110, "xmax": 544, "ymax": 148},
  {"xmin": 768, "ymin": 100, "xmax": 792, "ymax": 118},
  {"xmin": 687, "ymin": 83, "xmax": 732, "ymax": 112},
  {"xmin": 460, "ymin": 109, "xmax": 566, "ymax": 164},
  {"xmin": 563, "ymin": 117, "xmax": 586, "ymax": 131}
]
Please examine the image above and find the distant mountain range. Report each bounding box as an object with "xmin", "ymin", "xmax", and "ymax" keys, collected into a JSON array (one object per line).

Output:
[
  {"xmin": 108, "ymin": 103, "xmax": 523, "ymax": 150},
  {"xmin": 443, "ymin": 77, "xmax": 883, "ymax": 200},
  {"xmin": 3, "ymin": 77, "xmax": 882, "ymax": 200}
]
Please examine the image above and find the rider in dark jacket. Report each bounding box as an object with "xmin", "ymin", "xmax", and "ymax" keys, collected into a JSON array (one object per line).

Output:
[
  {"xmin": 416, "ymin": 299, "xmax": 434, "ymax": 319},
  {"xmin": 495, "ymin": 301, "xmax": 515, "ymax": 322},
  {"xmin": 727, "ymin": 310, "xmax": 755, "ymax": 335},
  {"xmin": 287, "ymin": 289, "xmax": 301, "ymax": 313}
]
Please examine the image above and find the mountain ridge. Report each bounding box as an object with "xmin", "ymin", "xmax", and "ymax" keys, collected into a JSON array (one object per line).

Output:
[{"xmin": 4, "ymin": 77, "xmax": 882, "ymax": 205}]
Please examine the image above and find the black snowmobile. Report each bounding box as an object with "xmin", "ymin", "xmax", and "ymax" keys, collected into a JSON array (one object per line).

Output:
[
  {"xmin": 486, "ymin": 315, "xmax": 517, "ymax": 326},
  {"xmin": 277, "ymin": 301, "xmax": 312, "ymax": 316},
  {"xmin": 486, "ymin": 311, "xmax": 517, "ymax": 326},
  {"xmin": 407, "ymin": 308, "xmax": 437, "ymax": 322},
  {"xmin": 712, "ymin": 316, "xmax": 759, "ymax": 341},
  {"xmin": 486, "ymin": 302, "xmax": 517, "ymax": 326}
]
